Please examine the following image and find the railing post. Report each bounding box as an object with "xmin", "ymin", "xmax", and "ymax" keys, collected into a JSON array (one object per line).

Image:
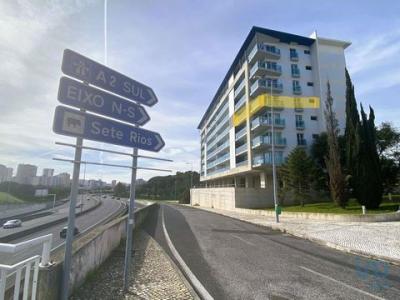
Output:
[
  {"xmin": 40, "ymin": 236, "xmax": 52, "ymax": 267},
  {"xmin": 0, "ymin": 269, "xmax": 7, "ymax": 300}
]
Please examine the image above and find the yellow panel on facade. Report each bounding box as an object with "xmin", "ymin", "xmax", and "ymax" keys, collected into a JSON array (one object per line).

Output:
[{"xmin": 232, "ymin": 94, "xmax": 320, "ymax": 127}]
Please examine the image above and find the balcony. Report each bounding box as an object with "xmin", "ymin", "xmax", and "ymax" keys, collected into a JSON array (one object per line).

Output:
[
  {"xmin": 234, "ymin": 94, "xmax": 246, "ymax": 111},
  {"xmin": 207, "ymin": 127, "xmax": 229, "ymax": 150},
  {"xmin": 235, "ymin": 143, "xmax": 248, "ymax": 155},
  {"xmin": 234, "ymin": 79, "xmax": 246, "ymax": 98},
  {"xmin": 236, "ymin": 160, "xmax": 248, "ymax": 167},
  {"xmin": 290, "ymin": 52, "xmax": 299, "ymax": 61},
  {"xmin": 206, "ymin": 166, "xmax": 230, "ymax": 176},
  {"xmin": 248, "ymin": 43, "xmax": 281, "ymax": 64},
  {"xmin": 207, "ymin": 140, "xmax": 229, "ymax": 160},
  {"xmin": 250, "ymin": 61, "xmax": 282, "ymax": 78},
  {"xmin": 207, "ymin": 115, "xmax": 229, "ymax": 141},
  {"xmin": 297, "ymin": 139, "xmax": 307, "ymax": 146},
  {"xmin": 296, "ymin": 120, "xmax": 305, "ymax": 130},
  {"xmin": 235, "ymin": 127, "xmax": 247, "ymax": 141},
  {"xmin": 252, "ymin": 135, "xmax": 287, "ymax": 149},
  {"xmin": 250, "ymin": 79, "xmax": 283, "ymax": 97},
  {"xmin": 253, "ymin": 152, "xmax": 284, "ymax": 167},
  {"xmin": 207, "ymin": 153, "xmax": 230, "ymax": 169},
  {"xmin": 293, "ymin": 86, "xmax": 302, "ymax": 95},
  {"xmin": 291, "ymin": 69, "xmax": 300, "ymax": 78},
  {"xmin": 251, "ymin": 116, "xmax": 285, "ymax": 131}
]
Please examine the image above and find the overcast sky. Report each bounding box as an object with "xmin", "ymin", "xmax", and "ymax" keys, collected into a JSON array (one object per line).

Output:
[{"xmin": 1, "ymin": 0, "xmax": 399, "ymax": 182}]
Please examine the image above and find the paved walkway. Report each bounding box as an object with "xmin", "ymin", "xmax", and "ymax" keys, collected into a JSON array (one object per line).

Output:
[
  {"xmin": 192, "ymin": 206, "xmax": 400, "ymax": 265},
  {"xmin": 71, "ymin": 229, "xmax": 194, "ymax": 300}
]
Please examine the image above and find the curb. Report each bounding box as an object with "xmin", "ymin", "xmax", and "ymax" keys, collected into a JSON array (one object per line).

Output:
[
  {"xmin": 140, "ymin": 228, "xmax": 201, "ymax": 300},
  {"xmin": 188, "ymin": 205, "xmax": 400, "ymax": 267},
  {"xmin": 0, "ymin": 199, "xmax": 102, "ymax": 243}
]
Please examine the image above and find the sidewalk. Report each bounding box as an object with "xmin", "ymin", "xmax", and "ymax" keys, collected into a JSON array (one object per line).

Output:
[
  {"xmin": 192, "ymin": 206, "xmax": 400, "ymax": 265},
  {"xmin": 71, "ymin": 229, "xmax": 194, "ymax": 300}
]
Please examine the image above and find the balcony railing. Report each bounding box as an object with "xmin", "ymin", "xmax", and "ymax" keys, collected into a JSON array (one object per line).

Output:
[
  {"xmin": 235, "ymin": 143, "xmax": 248, "ymax": 155},
  {"xmin": 297, "ymin": 139, "xmax": 307, "ymax": 146},
  {"xmin": 248, "ymin": 43, "xmax": 281, "ymax": 63},
  {"xmin": 251, "ymin": 116, "xmax": 285, "ymax": 130},
  {"xmin": 291, "ymin": 69, "xmax": 300, "ymax": 78},
  {"xmin": 234, "ymin": 94, "xmax": 246, "ymax": 111},
  {"xmin": 250, "ymin": 79, "xmax": 283, "ymax": 97},
  {"xmin": 293, "ymin": 86, "xmax": 302, "ymax": 95},
  {"xmin": 290, "ymin": 52, "xmax": 299, "ymax": 61},
  {"xmin": 207, "ymin": 153, "xmax": 230, "ymax": 169},
  {"xmin": 207, "ymin": 140, "xmax": 229, "ymax": 160},
  {"xmin": 236, "ymin": 160, "xmax": 248, "ymax": 167},
  {"xmin": 296, "ymin": 120, "xmax": 305, "ymax": 129},
  {"xmin": 207, "ymin": 127, "xmax": 229, "ymax": 150},
  {"xmin": 253, "ymin": 152, "xmax": 284, "ymax": 166},
  {"xmin": 206, "ymin": 166, "xmax": 230, "ymax": 176},
  {"xmin": 235, "ymin": 127, "xmax": 247, "ymax": 140},
  {"xmin": 234, "ymin": 79, "xmax": 246, "ymax": 98},
  {"xmin": 252, "ymin": 136, "xmax": 287, "ymax": 148},
  {"xmin": 250, "ymin": 61, "xmax": 282, "ymax": 78},
  {"xmin": 207, "ymin": 115, "xmax": 229, "ymax": 142}
]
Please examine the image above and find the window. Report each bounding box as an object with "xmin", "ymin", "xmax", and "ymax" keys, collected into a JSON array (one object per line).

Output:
[
  {"xmin": 291, "ymin": 64, "xmax": 300, "ymax": 76},
  {"xmin": 290, "ymin": 48, "xmax": 298, "ymax": 60},
  {"xmin": 297, "ymin": 133, "xmax": 305, "ymax": 144},
  {"xmin": 312, "ymin": 134, "xmax": 319, "ymax": 139},
  {"xmin": 311, "ymin": 116, "xmax": 318, "ymax": 121},
  {"xmin": 307, "ymin": 82, "xmax": 314, "ymax": 86},
  {"xmin": 295, "ymin": 115, "xmax": 303, "ymax": 122},
  {"xmin": 292, "ymin": 80, "xmax": 300, "ymax": 88},
  {"xmin": 304, "ymin": 50, "xmax": 310, "ymax": 54},
  {"xmin": 305, "ymin": 65, "xmax": 312, "ymax": 70}
]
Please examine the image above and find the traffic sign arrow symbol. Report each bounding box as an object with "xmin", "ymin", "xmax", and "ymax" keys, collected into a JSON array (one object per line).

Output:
[{"xmin": 61, "ymin": 49, "xmax": 158, "ymax": 107}]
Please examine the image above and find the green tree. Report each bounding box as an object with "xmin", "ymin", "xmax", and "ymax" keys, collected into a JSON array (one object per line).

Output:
[
  {"xmin": 353, "ymin": 106, "xmax": 383, "ymax": 208},
  {"xmin": 324, "ymin": 81, "xmax": 348, "ymax": 208},
  {"xmin": 376, "ymin": 122, "xmax": 400, "ymax": 192},
  {"xmin": 344, "ymin": 68, "xmax": 360, "ymax": 176},
  {"xmin": 280, "ymin": 147, "xmax": 317, "ymax": 206},
  {"xmin": 114, "ymin": 182, "xmax": 128, "ymax": 197}
]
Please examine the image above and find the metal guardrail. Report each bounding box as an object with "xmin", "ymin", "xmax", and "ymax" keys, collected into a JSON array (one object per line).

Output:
[{"xmin": 0, "ymin": 234, "xmax": 52, "ymax": 300}]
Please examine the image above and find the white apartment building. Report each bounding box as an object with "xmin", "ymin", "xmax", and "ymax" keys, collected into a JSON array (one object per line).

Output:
[
  {"xmin": 15, "ymin": 164, "xmax": 38, "ymax": 185},
  {"xmin": 192, "ymin": 27, "xmax": 350, "ymax": 209}
]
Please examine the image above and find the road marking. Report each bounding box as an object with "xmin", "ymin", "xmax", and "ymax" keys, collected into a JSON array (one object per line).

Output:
[
  {"xmin": 161, "ymin": 206, "xmax": 213, "ymax": 300},
  {"xmin": 231, "ymin": 234, "xmax": 256, "ymax": 246},
  {"xmin": 299, "ymin": 266, "xmax": 385, "ymax": 300}
]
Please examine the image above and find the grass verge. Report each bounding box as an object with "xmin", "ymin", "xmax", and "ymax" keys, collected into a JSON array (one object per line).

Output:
[{"xmin": 0, "ymin": 192, "xmax": 25, "ymax": 204}]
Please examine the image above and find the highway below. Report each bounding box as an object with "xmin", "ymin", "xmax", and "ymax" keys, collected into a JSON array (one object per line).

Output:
[
  {"xmin": 143, "ymin": 204, "xmax": 400, "ymax": 300},
  {"xmin": 0, "ymin": 195, "xmax": 142, "ymax": 265}
]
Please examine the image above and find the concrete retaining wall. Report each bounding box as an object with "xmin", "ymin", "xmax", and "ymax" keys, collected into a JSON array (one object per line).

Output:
[
  {"xmin": 36, "ymin": 203, "xmax": 158, "ymax": 300},
  {"xmin": 191, "ymin": 187, "xmax": 275, "ymax": 209},
  {"xmin": 228, "ymin": 207, "xmax": 400, "ymax": 222}
]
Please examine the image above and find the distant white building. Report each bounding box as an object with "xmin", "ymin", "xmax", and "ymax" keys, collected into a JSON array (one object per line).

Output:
[
  {"xmin": 0, "ymin": 165, "xmax": 7, "ymax": 183},
  {"xmin": 16, "ymin": 164, "xmax": 38, "ymax": 185},
  {"xmin": 52, "ymin": 173, "xmax": 71, "ymax": 187},
  {"xmin": 192, "ymin": 26, "xmax": 350, "ymax": 209}
]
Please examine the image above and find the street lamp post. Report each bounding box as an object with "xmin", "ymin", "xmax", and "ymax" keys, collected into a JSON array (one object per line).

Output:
[{"xmin": 269, "ymin": 78, "xmax": 279, "ymax": 223}]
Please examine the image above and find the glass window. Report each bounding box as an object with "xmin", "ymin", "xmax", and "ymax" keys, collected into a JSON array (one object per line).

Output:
[
  {"xmin": 307, "ymin": 82, "xmax": 314, "ymax": 86},
  {"xmin": 311, "ymin": 116, "xmax": 318, "ymax": 121},
  {"xmin": 304, "ymin": 50, "xmax": 311, "ymax": 54},
  {"xmin": 305, "ymin": 65, "xmax": 312, "ymax": 70}
]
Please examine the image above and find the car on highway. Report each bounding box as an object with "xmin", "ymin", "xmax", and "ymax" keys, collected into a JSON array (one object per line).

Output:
[
  {"xmin": 2, "ymin": 219, "xmax": 22, "ymax": 229},
  {"xmin": 60, "ymin": 226, "xmax": 79, "ymax": 238}
]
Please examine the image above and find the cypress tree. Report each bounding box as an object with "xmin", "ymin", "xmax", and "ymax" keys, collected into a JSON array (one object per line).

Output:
[
  {"xmin": 344, "ymin": 69, "xmax": 360, "ymax": 175},
  {"xmin": 324, "ymin": 81, "xmax": 348, "ymax": 208},
  {"xmin": 354, "ymin": 105, "xmax": 383, "ymax": 208}
]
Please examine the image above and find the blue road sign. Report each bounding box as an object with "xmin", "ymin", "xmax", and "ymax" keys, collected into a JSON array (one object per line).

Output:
[
  {"xmin": 53, "ymin": 106, "xmax": 165, "ymax": 152},
  {"xmin": 61, "ymin": 49, "xmax": 158, "ymax": 106},
  {"xmin": 58, "ymin": 77, "xmax": 150, "ymax": 126}
]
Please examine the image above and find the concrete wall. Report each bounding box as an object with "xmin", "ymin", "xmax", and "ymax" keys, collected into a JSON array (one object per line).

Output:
[
  {"xmin": 36, "ymin": 203, "xmax": 158, "ymax": 300},
  {"xmin": 191, "ymin": 187, "xmax": 275, "ymax": 210}
]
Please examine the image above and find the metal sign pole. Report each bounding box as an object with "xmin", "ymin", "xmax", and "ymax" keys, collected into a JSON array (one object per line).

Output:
[
  {"xmin": 123, "ymin": 147, "xmax": 138, "ymax": 291},
  {"xmin": 61, "ymin": 136, "xmax": 83, "ymax": 300}
]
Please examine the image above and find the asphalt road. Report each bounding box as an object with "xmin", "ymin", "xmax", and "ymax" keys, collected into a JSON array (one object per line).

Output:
[
  {"xmin": 0, "ymin": 195, "xmax": 132, "ymax": 265},
  {"xmin": 143, "ymin": 204, "xmax": 400, "ymax": 300}
]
